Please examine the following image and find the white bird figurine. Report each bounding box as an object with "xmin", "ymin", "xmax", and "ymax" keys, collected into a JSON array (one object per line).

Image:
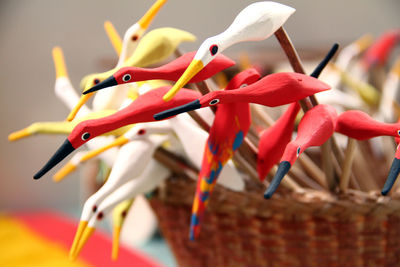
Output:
[
  {"xmin": 72, "ymin": 159, "xmax": 170, "ymax": 260},
  {"xmin": 69, "ymin": 122, "xmax": 171, "ymax": 259},
  {"xmin": 163, "ymin": 1, "xmax": 295, "ymax": 100}
]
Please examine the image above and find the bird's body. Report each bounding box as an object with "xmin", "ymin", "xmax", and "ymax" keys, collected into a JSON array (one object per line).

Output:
[
  {"xmin": 336, "ymin": 110, "xmax": 400, "ymax": 140},
  {"xmin": 264, "ymin": 104, "xmax": 338, "ymax": 198},
  {"xmin": 69, "ymin": 128, "xmax": 170, "ymax": 259},
  {"xmin": 67, "ymin": 0, "xmax": 168, "ymax": 121},
  {"xmin": 154, "ymin": 72, "xmax": 330, "ymax": 121},
  {"xmin": 334, "ymin": 109, "xmax": 400, "ymax": 196},
  {"xmin": 162, "ymin": 1, "xmax": 295, "ymax": 100},
  {"xmin": 362, "ymin": 29, "xmax": 400, "ymax": 70},
  {"xmin": 257, "ymin": 102, "xmax": 300, "ymax": 181},
  {"xmin": 84, "ymin": 51, "xmax": 235, "ymax": 94},
  {"xmin": 189, "ymin": 69, "xmax": 260, "ymax": 240},
  {"xmin": 34, "ymin": 86, "xmax": 201, "ymax": 180}
]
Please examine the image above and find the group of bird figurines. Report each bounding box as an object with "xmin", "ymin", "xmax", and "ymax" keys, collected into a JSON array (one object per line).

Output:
[{"xmin": 8, "ymin": 0, "xmax": 400, "ymax": 261}]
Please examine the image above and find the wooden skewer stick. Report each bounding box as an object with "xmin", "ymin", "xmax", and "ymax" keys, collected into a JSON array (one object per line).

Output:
[
  {"xmin": 339, "ymin": 138, "xmax": 357, "ymax": 193},
  {"xmin": 274, "ymin": 27, "xmax": 341, "ymax": 189},
  {"xmin": 298, "ymin": 153, "xmax": 329, "ymax": 189},
  {"xmin": 251, "ymin": 105, "xmax": 275, "ymax": 127},
  {"xmin": 288, "ymin": 165, "xmax": 326, "ymax": 191}
]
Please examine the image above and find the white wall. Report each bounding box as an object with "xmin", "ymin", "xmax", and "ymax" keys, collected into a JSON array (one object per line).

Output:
[{"xmin": 0, "ymin": 0, "xmax": 399, "ymax": 212}]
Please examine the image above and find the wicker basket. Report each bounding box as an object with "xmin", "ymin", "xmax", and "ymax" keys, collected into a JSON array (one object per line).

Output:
[{"xmin": 149, "ymin": 176, "xmax": 400, "ymax": 267}]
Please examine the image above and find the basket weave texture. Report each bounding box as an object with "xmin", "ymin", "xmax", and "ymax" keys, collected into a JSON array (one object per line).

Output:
[{"xmin": 150, "ymin": 176, "xmax": 400, "ymax": 267}]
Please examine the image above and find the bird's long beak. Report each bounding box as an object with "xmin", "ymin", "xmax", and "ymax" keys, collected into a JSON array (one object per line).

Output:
[
  {"xmin": 83, "ymin": 76, "xmax": 118, "ymax": 95},
  {"xmin": 53, "ymin": 136, "xmax": 129, "ymax": 182},
  {"xmin": 264, "ymin": 161, "xmax": 291, "ymax": 199},
  {"xmin": 154, "ymin": 99, "xmax": 201, "ymax": 120},
  {"xmin": 34, "ymin": 139, "xmax": 75, "ymax": 179},
  {"xmin": 67, "ymin": 93, "xmax": 93, "ymax": 121},
  {"xmin": 382, "ymin": 157, "xmax": 400, "ymax": 195},
  {"xmin": 138, "ymin": 0, "xmax": 167, "ymax": 29},
  {"xmin": 8, "ymin": 128, "xmax": 32, "ymax": 141},
  {"xmin": 69, "ymin": 220, "xmax": 88, "ymax": 260},
  {"xmin": 310, "ymin": 43, "xmax": 338, "ymax": 78},
  {"xmin": 70, "ymin": 225, "xmax": 95, "ymax": 261},
  {"xmin": 104, "ymin": 21, "xmax": 122, "ymax": 55},
  {"xmin": 52, "ymin": 46, "xmax": 68, "ymax": 79},
  {"xmin": 112, "ymin": 225, "xmax": 121, "ymax": 260},
  {"xmin": 162, "ymin": 59, "xmax": 204, "ymax": 101},
  {"xmin": 82, "ymin": 136, "xmax": 129, "ymax": 162}
]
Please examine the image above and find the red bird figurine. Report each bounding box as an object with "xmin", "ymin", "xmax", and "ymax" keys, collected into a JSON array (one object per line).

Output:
[
  {"xmin": 190, "ymin": 68, "xmax": 260, "ymax": 240},
  {"xmin": 84, "ymin": 51, "xmax": 235, "ymax": 94},
  {"xmin": 34, "ymin": 86, "xmax": 201, "ymax": 179},
  {"xmin": 335, "ymin": 109, "xmax": 400, "ymax": 195},
  {"xmin": 362, "ymin": 29, "xmax": 400, "ymax": 70},
  {"xmin": 264, "ymin": 104, "xmax": 338, "ymax": 198},
  {"xmin": 154, "ymin": 72, "xmax": 330, "ymax": 120},
  {"xmin": 257, "ymin": 102, "xmax": 300, "ymax": 181}
]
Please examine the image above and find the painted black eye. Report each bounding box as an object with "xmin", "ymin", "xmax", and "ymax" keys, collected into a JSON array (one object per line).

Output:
[
  {"xmin": 296, "ymin": 147, "xmax": 301, "ymax": 156},
  {"xmin": 97, "ymin": 212, "xmax": 104, "ymax": 220},
  {"xmin": 138, "ymin": 129, "xmax": 146, "ymax": 135},
  {"xmin": 209, "ymin": 99, "xmax": 220, "ymax": 105},
  {"xmin": 131, "ymin": 35, "xmax": 138, "ymax": 41},
  {"xmin": 397, "ymin": 130, "xmax": 400, "ymax": 136},
  {"xmin": 209, "ymin": 44, "xmax": 218, "ymax": 56},
  {"xmin": 122, "ymin": 74, "xmax": 131, "ymax": 82},
  {"xmin": 81, "ymin": 132, "xmax": 91, "ymax": 141},
  {"xmin": 94, "ymin": 78, "xmax": 100, "ymax": 85}
]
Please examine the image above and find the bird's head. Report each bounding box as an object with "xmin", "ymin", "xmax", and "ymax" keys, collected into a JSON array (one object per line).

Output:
[
  {"xmin": 83, "ymin": 67, "xmax": 138, "ymax": 94},
  {"xmin": 162, "ymin": 36, "xmax": 224, "ymax": 101},
  {"xmin": 33, "ymin": 120, "xmax": 103, "ymax": 179}
]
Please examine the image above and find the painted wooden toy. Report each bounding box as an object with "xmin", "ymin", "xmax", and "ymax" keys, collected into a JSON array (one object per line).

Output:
[
  {"xmin": 335, "ymin": 109, "xmax": 400, "ymax": 195},
  {"xmin": 264, "ymin": 104, "xmax": 338, "ymax": 199},
  {"xmin": 362, "ymin": 29, "xmax": 400, "ymax": 70},
  {"xmin": 52, "ymin": 47, "xmax": 91, "ymax": 116},
  {"xmin": 257, "ymin": 48, "xmax": 336, "ymax": 181},
  {"xmin": 69, "ymin": 124, "xmax": 170, "ymax": 259},
  {"xmin": 111, "ymin": 200, "xmax": 134, "ymax": 260},
  {"xmin": 154, "ymin": 73, "xmax": 330, "ymax": 120},
  {"xmin": 335, "ymin": 110, "xmax": 400, "ymax": 141},
  {"xmin": 34, "ymin": 86, "xmax": 201, "ymax": 179},
  {"xmin": 104, "ymin": 20, "xmax": 123, "ymax": 55},
  {"xmin": 383, "ymin": 146, "xmax": 400, "ymax": 196},
  {"xmin": 257, "ymin": 102, "xmax": 300, "ymax": 181},
  {"xmin": 54, "ymin": 110, "xmax": 245, "ymax": 192},
  {"xmin": 8, "ymin": 110, "xmax": 130, "ymax": 141},
  {"xmin": 83, "ymin": 51, "xmax": 235, "ymax": 94},
  {"xmin": 128, "ymin": 27, "xmax": 196, "ymax": 68},
  {"xmin": 189, "ymin": 68, "xmax": 260, "ymax": 240},
  {"xmin": 71, "ymin": 159, "xmax": 171, "ymax": 260},
  {"xmin": 90, "ymin": 27, "xmax": 197, "ymax": 115},
  {"xmin": 162, "ymin": 1, "xmax": 295, "ymax": 101},
  {"xmin": 116, "ymin": 0, "xmax": 167, "ymax": 66},
  {"xmin": 67, "ymin": 0, "xmax": 168, "ymax": 121}
]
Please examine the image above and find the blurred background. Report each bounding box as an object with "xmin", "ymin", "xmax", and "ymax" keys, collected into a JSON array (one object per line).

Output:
[{"xmin": 0, "ymin": 0, "xmax": 399, "ymax": 266}]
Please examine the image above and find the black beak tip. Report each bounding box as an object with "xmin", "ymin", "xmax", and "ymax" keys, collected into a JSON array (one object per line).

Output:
[
  {"xmin": 264, "ymin": 191, "xmax": 273, "ymax": 199},
  {"xmin": 33, "ymin": 139, "xmax": 75, "ymax": 180},
  {"xmin": 263, "ymin": 161, "xmax": 291, "ymax": 199},
  {"xmin": 83, "ymin": 76, "xmax": 117, "ymax": 94},
  {"xmin": 153, "ymin": 100, "xmax": 201, "ymax": 121},
  {"xmin": 381, "ymin": 158, "xmax": 400, "ymax": 195}
]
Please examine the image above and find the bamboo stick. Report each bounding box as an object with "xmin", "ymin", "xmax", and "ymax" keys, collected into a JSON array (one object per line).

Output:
[{"xmin": 339, "ymin": 138, "xmax": 357, "ymax": 193}]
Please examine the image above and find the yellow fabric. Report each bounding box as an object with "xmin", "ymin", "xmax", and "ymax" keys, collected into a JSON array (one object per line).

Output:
[{"xmin": 0, "ymin": 216, "xmax": 91, "ymax": 267}]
